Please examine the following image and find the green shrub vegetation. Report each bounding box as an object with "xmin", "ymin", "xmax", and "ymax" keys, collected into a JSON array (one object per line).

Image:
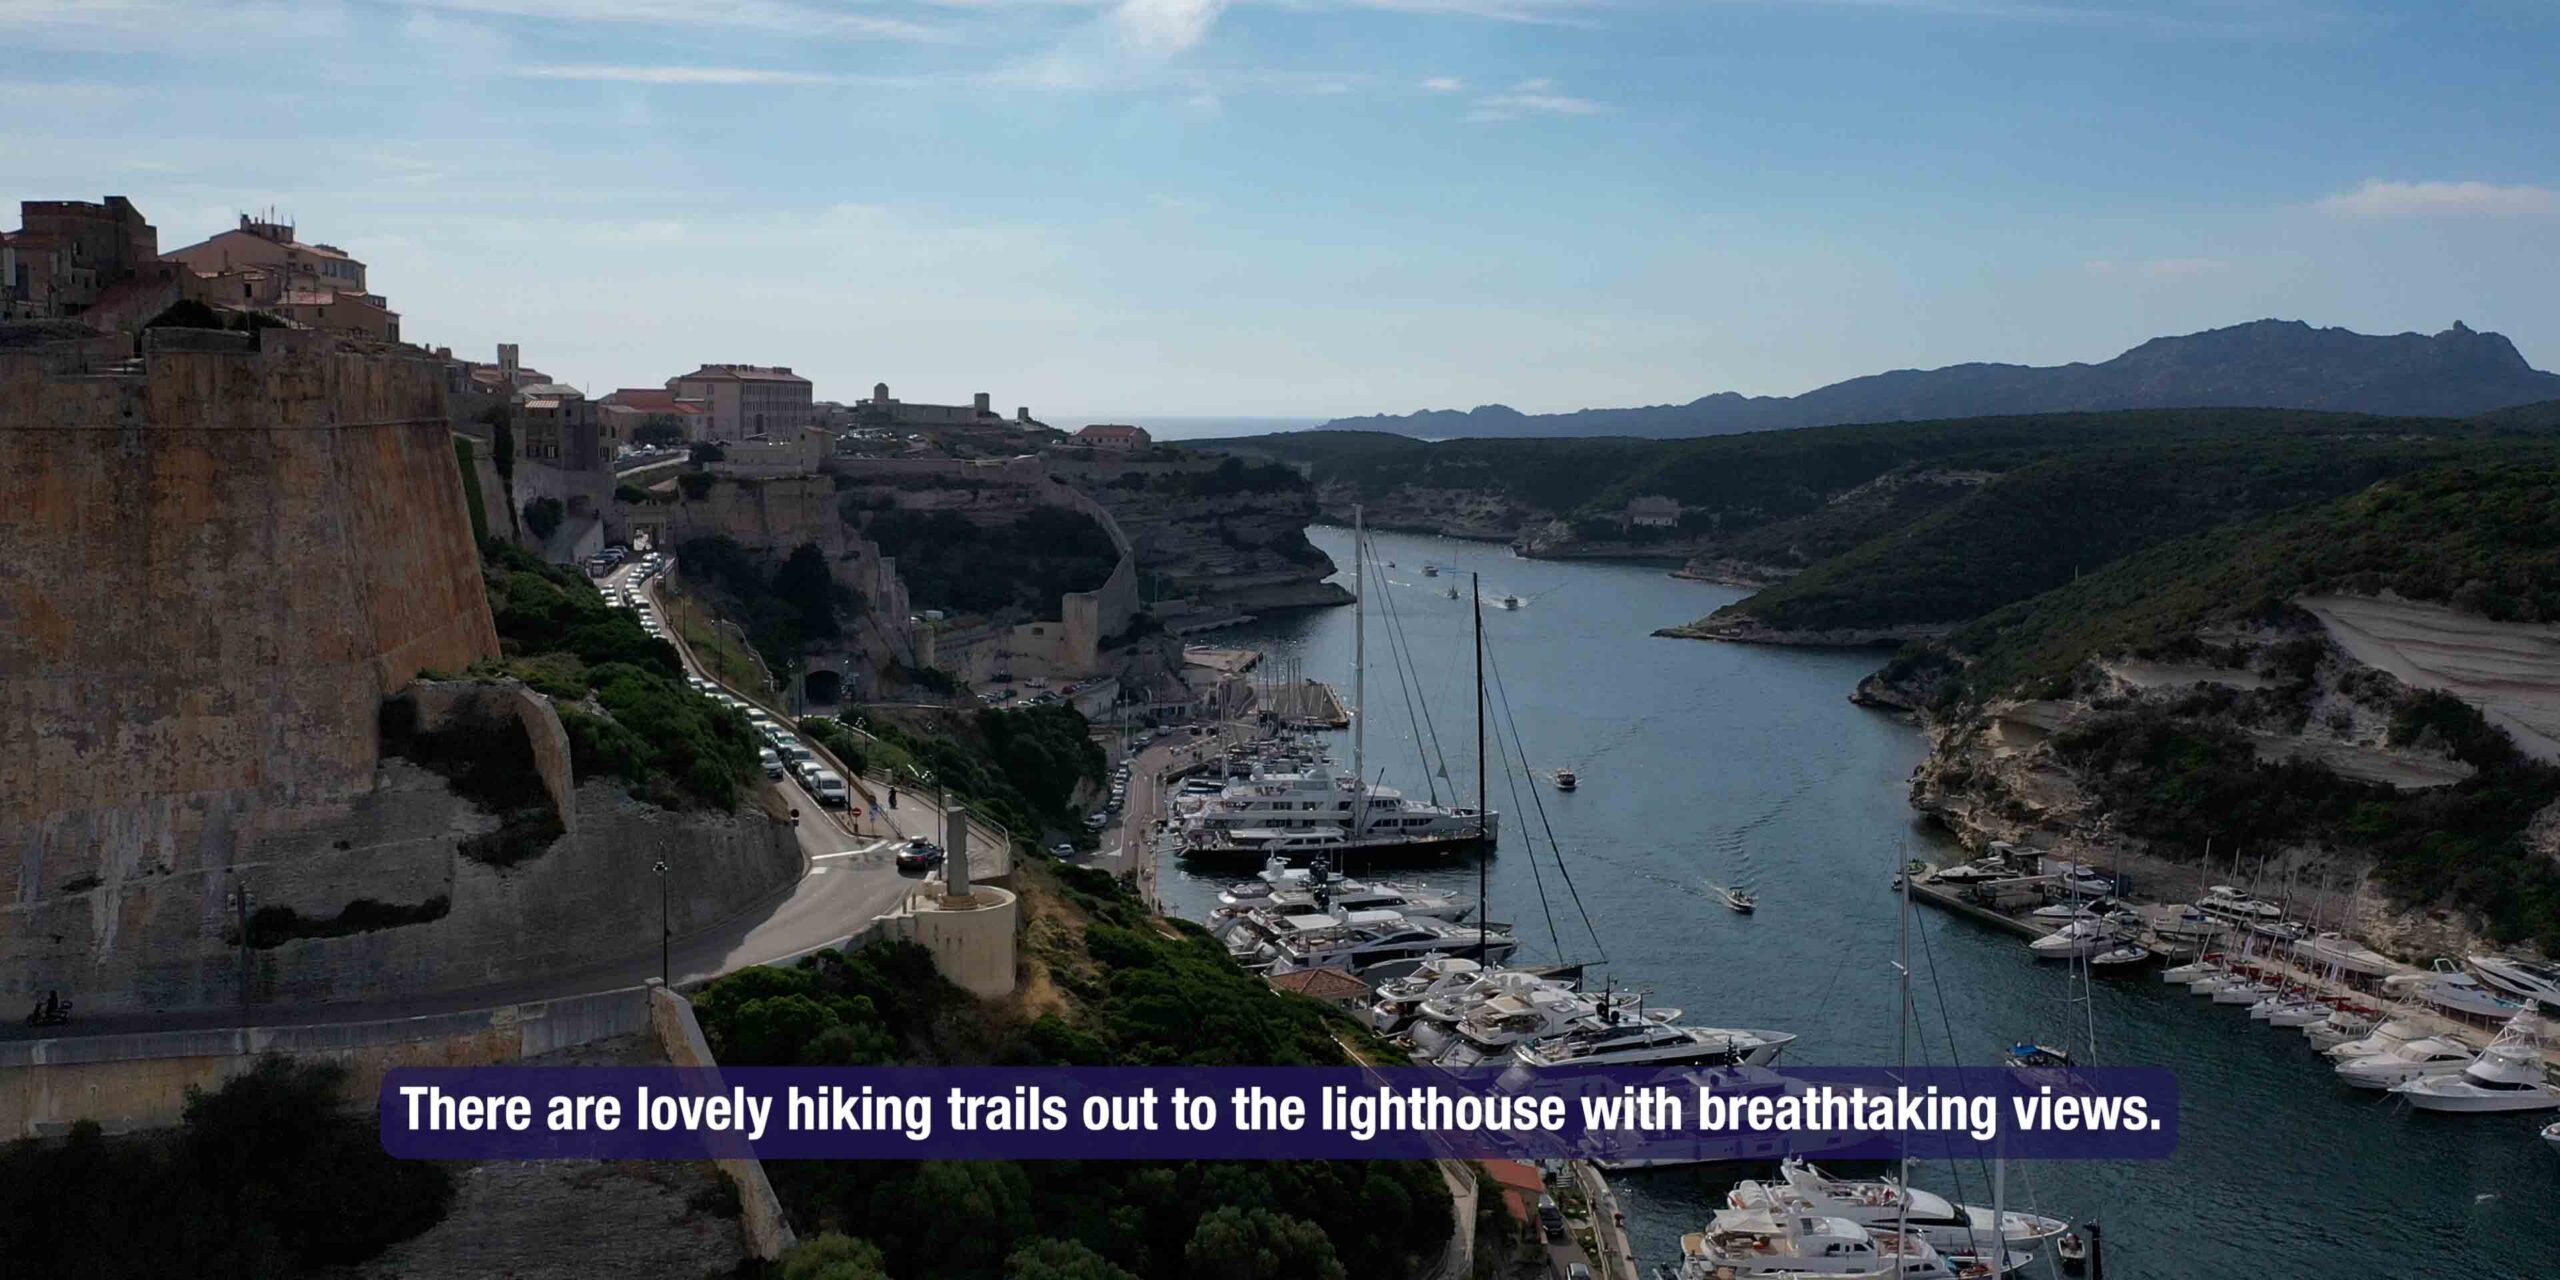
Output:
[
  {"xmin": 844, "ymin": 706, "xmax": 1106, "ymax": 843},
  {"xmin": 688, "ymin": 869, "xmax": 1449, "ymax": 1280},
  {"xmin": 477, "ymin": 541, "xmax": 758, "ymax": 808},
  {"xmin": 677, "ymin": 536, "xmax": 858, "ymax": 674},
  {"xmin": 858, "ymin": 507, "xmax": 1120, "ymax": 618},
  {"xmin": 0, "ymin": 1056, "xmax": 453, "ymax": 1278}
]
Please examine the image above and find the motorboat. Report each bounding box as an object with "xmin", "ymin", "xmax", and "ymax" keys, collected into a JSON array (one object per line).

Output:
[
  {"xmin": 2195, "ymin": 884, "xmax": 2285, "ymax": 925},
  {"xmin": 1497, "ymin": 595, "xmax": 1523, "ymax": 610},
  {"xmin": 1237, "ymin": 909, "xmax": 1515, "ymax": 976},
  {"xmin": 2391, "ymin": 1040, "xmax": 2560, "ymax": 1112},
  {"xmin": 2089, "ymin": 941, "xmax": 2154, "ymax": 969},
  {"xmin": 1735, "ymin": 1159, "xmax": 2071, "ymax": 1255},
  {"xmin": 2324, "ymin": 1012, "xmax": 2429, "ymax": 1060},
  {"xmin": 2027, "ymin": 918, "xmax": 2115, "ymax": 961},
  {"xmin": 1671, "ymin": 1207, "xmax": 2028, "ymax": 1279},
  {"xmin": 2468, "ymin": 953, "xmax": 2560, "ymax": 1007},
  {"xmin": 1723, "ymin": 887, "xmax": 1757, "ymax": 914},
  {"xmin": 2248, "ymin": 990, "xmax": 2317, "ymax": 1023},
  {"xmin": 1408, "ymin": 969, "xmax": 1580, "ymax": 1055},
  {"xmin": 1554, "ymin": 768, "xmax": 1578, "ymax": 792},
  {"xmin": 2388, "ymin": 961, "xmax": 2527, "ymax": 1020},
  {"xmin": 2334, "ymin": 1036, "xmax": 2477, "ymax": 1089},
  {"xmin": 2030, "ymin": 896, "xmax": 2124, "ymax": 923},
  {"xmin": 2543, "ymin": 1120, "xmax": 2560, "ymax": 1154},
  {"xmin": 2303, "ymin": 1006, "xmax": 2378, "ymax": 1050},
  {"xmin": 2294, "ymin": 932, "xmax": 2399, "ymax": 979},
  {"xmin": 1368, "ymin": 957, "xmax": 1485, "ymax": 1033},
  {"xmin": 2005, "ymin": 1043, "xmax": 2073, "ymax": 1069},
  {"xmin": 1176, "ymin": 764, "xmax": 1498, "ymax": 861}
]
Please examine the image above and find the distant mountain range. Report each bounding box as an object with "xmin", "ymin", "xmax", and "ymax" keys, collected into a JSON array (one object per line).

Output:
[{"xmin": 1323, "ymin": 320, "xmax": 2560, "ymax": 439}]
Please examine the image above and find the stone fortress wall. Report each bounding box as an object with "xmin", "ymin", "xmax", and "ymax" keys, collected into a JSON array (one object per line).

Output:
[{"xmin": 0, "ymin": 328, "xmax": 798, "ymax": 1016}]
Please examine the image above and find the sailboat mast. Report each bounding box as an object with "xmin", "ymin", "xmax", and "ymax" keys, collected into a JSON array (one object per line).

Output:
[
  {"xmin": 1895, "ymin": 839, "xmax": 1912, "ymax": 1249},
  {"xmin": 1350, "ymin": 509, "xmax": 1367, "ymax": 847},
  {"xmin": 1475, "ymin": 571, "xmax": 1487, "ymax": 957}
]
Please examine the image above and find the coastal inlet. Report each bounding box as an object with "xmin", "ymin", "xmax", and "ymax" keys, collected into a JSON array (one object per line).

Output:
[{"xmin": 1155, "ymin": 523, "xmax": 2560, "ymax": 1280}]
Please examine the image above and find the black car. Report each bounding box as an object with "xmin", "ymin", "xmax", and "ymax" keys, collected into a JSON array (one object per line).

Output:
[{"xmin": 895, "ymin": 840, "xmax": 945, "ymax": 871}]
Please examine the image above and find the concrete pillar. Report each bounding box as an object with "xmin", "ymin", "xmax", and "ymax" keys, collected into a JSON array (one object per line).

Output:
[{"xmin": 944, "ymin": 804, "xmax": 971, "ymax": 897}]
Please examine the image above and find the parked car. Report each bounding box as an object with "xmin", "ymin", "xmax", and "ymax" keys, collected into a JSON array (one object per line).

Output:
[
  {"xmin": 758, "ymin": 748, "xmax": 783, "ymax": 779},
  {"xmin": 1537, "ymin": 1196, "xmax": 1566, "ymax": 1242},
  {"xmin": 1051, "ymin": 842, "xmax": 1075, "ymax": 859},
  {"xmin": 808, "ymin": 771, "xmax": 849, "ymax": 807}
]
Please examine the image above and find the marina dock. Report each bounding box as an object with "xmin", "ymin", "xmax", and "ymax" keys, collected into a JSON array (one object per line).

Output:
[{"xmin": 1262, "ymin": 677, "xmax": 1350, "ymax": 728}]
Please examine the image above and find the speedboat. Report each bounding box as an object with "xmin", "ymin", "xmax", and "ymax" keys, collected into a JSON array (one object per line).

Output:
[
  {"xmin": 2334, "ymin": 1036, "xmax": 2476, "ymax": 1089},
  {"xmin": 1738, "ymin": 1159, "xmax": 2071, "ymax": 1255},
  {"xmin": 2468, "ymin": 953, "xmax": 2560, "ymax": 1007},
  {"xmin": 2028, "ymin": 919, "xmax": 2115, "ymax": 961},
  {"xmin": 2388, "ymin": 961, "xmax": 2527, "ymax": 1020},
  {"xmin": 1554, "ymin": 768, "xmax": 1578, "ymax": 792},
  {"xmin": 1672, "ymin": 1207, "xmax": 2029, "ymax": 1279},
  {"xmin": 2391, "ymin": 1040, "xmax": 2560, "ymax": 1112},
  {"xmin": 1723, "ymin": 887, "xmax": 1757, "ymax": 914}
]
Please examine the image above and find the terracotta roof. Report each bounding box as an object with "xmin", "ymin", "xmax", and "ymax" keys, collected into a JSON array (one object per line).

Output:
[
  {"xmin": 1480, "ymin": 1160, "xmax": 1543, "ymax": 1223},
  {"xmin": 1265, "ymin": 967, "xmax": 1371, "ymax": 1001},
  {"xmin": 1076, "ymin": 423, "xmax": 1146, "ymax": 439},
  {"xmin": 604, "ymin": 388, "xmax": 708, "ymax": 414},
  {"xmin": 676, "ymin": 364, "xmax": 809, "ymax": 384}
]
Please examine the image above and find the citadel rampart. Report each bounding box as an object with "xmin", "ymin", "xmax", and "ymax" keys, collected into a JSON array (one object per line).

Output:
[{"xmin": 1, "ymin": 329, "xmax": 800, "ymax": 1017}]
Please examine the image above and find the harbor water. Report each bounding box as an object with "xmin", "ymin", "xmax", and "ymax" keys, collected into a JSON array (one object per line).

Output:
[{"xmin": 1156, "ymin": 524, "xmax": 2558, "ymax": 1280}]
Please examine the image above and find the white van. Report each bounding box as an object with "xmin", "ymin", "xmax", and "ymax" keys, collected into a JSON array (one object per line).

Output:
[{"xmin": 808, "ymin": 771, "xmax": 849, "ymax": 807}]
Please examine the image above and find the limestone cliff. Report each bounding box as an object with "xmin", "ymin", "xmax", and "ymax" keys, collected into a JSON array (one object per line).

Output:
[{"xmin": 1053, "ymin": 456, "xmax": 1351, "ymax": 611}]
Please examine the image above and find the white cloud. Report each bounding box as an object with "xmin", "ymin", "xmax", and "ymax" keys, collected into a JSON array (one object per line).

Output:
[
  {"xmin": 1466, "ymin": 78, "xmax": 1603, "ymax": 120},
  {"xmin": 2317, "ymin": 179, "xmax": 2560, "ymax": 221},
  {"xmin": 1421, "ymin": 76, "xmax": 1464, "ymax": 92},
  {"xmin": 508, "ymin": 64, "xmax": 845, "ymax": 85},
  {"xmin": 1112, "ymin": 0, "xmax": 1227, "ymax": 54}
]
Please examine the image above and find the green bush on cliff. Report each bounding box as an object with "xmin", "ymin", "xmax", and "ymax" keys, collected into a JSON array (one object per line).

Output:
[
  {"xmin": 0, "ymin": 1056, "xmax": 452, "ymax": 1278},
  {"xmin": 677, "ymin": 536, "xmax": 858, "ymax": 674},
  {"xmin": 687, "ymin": 869, "xmax": 1450, "ymax": 1280},
  {"xmin": 859, "ymin": 507, "xmax": 1119, "ymax": 619}
]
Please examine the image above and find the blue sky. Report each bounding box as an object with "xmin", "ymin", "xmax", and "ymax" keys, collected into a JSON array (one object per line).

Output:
[{"xmin": 5, "ymin": 1, "xmax": 2556, "ymax": 420}]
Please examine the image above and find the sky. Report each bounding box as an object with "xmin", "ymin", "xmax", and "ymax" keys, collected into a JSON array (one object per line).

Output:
[{"xmin": 4, "ymin": 1, "xmax": 2557, "ymax": 421}]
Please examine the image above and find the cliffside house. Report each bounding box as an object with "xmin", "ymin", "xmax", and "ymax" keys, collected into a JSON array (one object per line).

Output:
[
  {"xmin": 599, "ymin": 387, "xmax": 712, "ymax": 447},
  {"xmin": 1625, "ymin": 495, "xmax": 1681, "ymax": 529},
  {"xmin": 670, "ymin": 363, "xmax": 815, "ymax": 439},
  {"xmin": 160, "ymin": 215, "xmax": 399, "ymax": 341},
  {"xmin": 1074, "ymin": 423, "xmax": 1151, "ymax": 452},
  {"xmin": 1265, "ymin": 966, "xmax": 1373, "ymax": 1011},
  {"xmin": 4, "ymin": 196, "xmax": 160, "ymax": 323}
]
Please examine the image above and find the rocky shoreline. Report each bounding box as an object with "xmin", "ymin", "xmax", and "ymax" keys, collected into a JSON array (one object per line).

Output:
[{"xmin": 1654, "ymin": 614, "xmax": 1949, "ymax": 647}]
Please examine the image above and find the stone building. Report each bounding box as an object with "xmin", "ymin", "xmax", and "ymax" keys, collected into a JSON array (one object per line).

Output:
[
  {"xmin": 1073, "ymin": 423, "xmax": 1150, "ymax": 451},
  {"xmin": 2, "ymin": 196, "xmax": 160, "ymax": 322},
  {"xmin": 160, "ymin": 215, "xmax": 399, "ymax": 341},
  {"xmin": 856, "ymin": 381, "xmax": 1041, "ymax": 431},
  {"xmin": 669, "ymin": 364, "xmax": 813, "ymax": 439},
  {"xmin": 599, "ymin": 386, "xmax": 711, "ymax": 446},
  {"xmin": 1624, "ymin": 494, "xmax": 1681, "ymax": 528},
  {"xmin": 515, "ymin": 381, "xmax": 604, "ymax": 471}
]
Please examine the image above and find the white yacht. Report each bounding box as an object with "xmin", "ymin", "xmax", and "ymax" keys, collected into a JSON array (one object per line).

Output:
[
  {"xmin": 1732, "ymin": 1160, "xmax": 2071, "ymax": 1256},
  {"xmin": 1409, "ymin": 968, "xmax": 1582, "ymax": 1055},
  {"xmin": 2468, "ymin": 953, "xmax": 2560, "ymax": 1008},
  {"xmin": 2026, "ymin": 918, "xmax": 2117, "ymax": 961},
  {"xmin": 1209, "ymin": 878, "xmax": 1472, "ymax": 936},
  {"xmin": 2334, "ymin": 1035, "xmax": 2477, "ymax": 1089},
  {"xmin": 2386, "ymin": 961, "xmax": 2527, "ymax": 1020},
  {"xmin": 1239, "ymin": 909, "xmax": 1514, "ymax": 976},
  {"xmin": 2323, "ymin": 1009, "xmax": 2429, "ymax": 1060},
  {"xmin": 1176, "ymin": 764, "xmax": 1498, "ymax": 862},
  {"xmin": 2303, "ymin": 1005, "xmax": 2379, "ymax": 1050},
  {"xmin": 2391, "ymin": 1040, "xmax": 2560, "ymax": 1112},
  {"xmin": 2195, "ymin": 884, "xmax": 2284, "ymax": 925},
  {"xmin": 1508, "ymin": 1018, "xmax": 1796, "ymax": 1072},
  {"xmin": 2293, "ymin": 932, "xmax": 2399, "ymax": 979},
  {"xmin": 1430, "ymin": 987, "xmax": 1685, "ymax": 1069},
  {"xmin": 1672, "ymin": 1207, "xmax": 2027, "ymax": 1280},
  {"xmin": 1369, "ymin": 957, "xmax": 1485, "ymax": 1033}
]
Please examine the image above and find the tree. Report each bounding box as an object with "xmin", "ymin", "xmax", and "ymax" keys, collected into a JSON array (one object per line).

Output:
[
  {"xmin": 521, "ymin": 496, "xmax": 564, "ymax": 541},
  {"xmin": 1182, "ymin": 1207, "xmax": 1346, "ymax": 1280},
  {"xmin": 1005, "ymin": 1238, "xmax": 1137, "ymax": 1280},
  {"xmin": 782, "ymin": 1232, "xmax": 893, "ymax": 1280},
  {"xmin": 691, "ymin": 441, "xmax": 728, "ymax": 465},
  {"xmin": 634, "ymin": 414, "xmax": 686, "ymax": 447}
]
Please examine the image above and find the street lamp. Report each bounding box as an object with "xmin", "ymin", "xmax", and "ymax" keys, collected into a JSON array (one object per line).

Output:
[{"xmin": 652, "ymin": 859, "xmax": 671, "ymax": 987}]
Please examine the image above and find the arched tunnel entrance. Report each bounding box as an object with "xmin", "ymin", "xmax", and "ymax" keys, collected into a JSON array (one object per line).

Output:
[{"xmin": 804, "ymin": 669, "xmax": 844, "ymax": 705}]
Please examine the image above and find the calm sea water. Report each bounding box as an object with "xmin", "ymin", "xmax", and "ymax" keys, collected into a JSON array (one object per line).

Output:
[{"xmin": 1157, "ymin": 524, "xmax": 2559, "ymax": 1280}]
